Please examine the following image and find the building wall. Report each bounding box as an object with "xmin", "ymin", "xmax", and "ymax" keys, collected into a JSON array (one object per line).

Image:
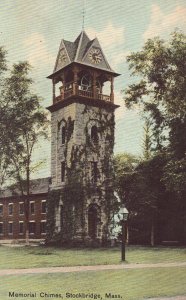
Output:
[
  {"xmin": 50, "ymin": 102, "xmax": 76, "ymax": 189},
  {"xmin": 0, "ymin": 194, "xmax": 47, "ymax": 240},
  {"xmin": 48, "ymin": 100, "xmax": 116, "ymax": 245},
  {"xmin": 50, "ymin": 101, "xmax": 115, "ymax": 189}
]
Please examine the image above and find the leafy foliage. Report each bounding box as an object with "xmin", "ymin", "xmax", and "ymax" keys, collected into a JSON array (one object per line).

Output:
[
  {"xmin": 1, "ymin": 62, "xmax": 49, "ymax": 187},
  {"xmin": 114, "ymin": 153, "xmax": 139, "ymax": 204},
  {"xmin": 0, "ymin": 53, "xmax": 49, "ymax": 242},
  {"xmin": 0, "ymin": 47, "xmax": 9, "ymax": 187},
  {"xmin": 122, "ymin": 30, "xmax": 186, "ymax": 244},
  {"xmin": 124, "ymin": 31, "xmax": 186, "ymax": 152},
  {"xmin": 0, "ymin": 47, "xmax": 7, "ymax": 77}
]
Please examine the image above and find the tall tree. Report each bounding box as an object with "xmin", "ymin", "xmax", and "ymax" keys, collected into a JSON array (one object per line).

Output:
[
  {"xmin": 136, "ymin": 154, "xmax": 167, "ymax": 246},
  {"xmin": 142, "ymin": 119, "xmax": 153, "ymax": 160},
  {"xmin": 114, "ymin": 152, "xmax": 167, "ymax": 246},
  {"xmin": 0, "ymin": 46, "xmax": 11, "ymax": 189},
  {"xmin": 1, "ymin": 61, "xmax": 49, "ymax": 244},
  {"xmin": 123, "ymin": 31, "xmax": 186, "ymax": 152},
  {"xmin": 114, "ymin": 153, "xmax": 139, "ymax": 244},
  {"xmin": 123, "ymin": 30, "xmax": 186, "ymax": 245},
  {"xmin": 0, "ymin": 47, "xmax": 7, "ymax": 77},
  {"xmin": 114, "ymin": 153, "xmax": 139, "ymax": 204}
]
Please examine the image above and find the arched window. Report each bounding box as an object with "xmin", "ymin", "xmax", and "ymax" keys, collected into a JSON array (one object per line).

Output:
[
  {"xmin": 61, "ymin": 126, "xmax": 66, "ymax": 144},
  {"xmin": 61, "ymin": 161, "xmax": 65, "ymax": 182},
  {"xmin": 88, "ymin": 205, "xmax": 98, "ymax": 239},
  {"xmin": 91, "ymin": 126, "xmax": 98, "ymax": 143}
]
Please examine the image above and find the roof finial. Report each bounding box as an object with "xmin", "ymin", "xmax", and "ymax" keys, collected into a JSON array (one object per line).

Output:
[{"xmin": 82, "ymin": 0, "xmax": 86, "ymax": 30}]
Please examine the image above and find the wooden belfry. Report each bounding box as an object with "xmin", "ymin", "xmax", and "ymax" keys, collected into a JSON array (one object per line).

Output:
[{"xmin": 47, "ymin": 31, "xmax": 119, "ymax": 105}]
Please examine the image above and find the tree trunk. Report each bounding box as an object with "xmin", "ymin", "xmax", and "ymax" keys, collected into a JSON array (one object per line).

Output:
[
  {"xmin": 25, "ymin": 227, "xmax": 29, "ymax": 246},
  {"xmin": 150, "ymin": 218, "xmax": 155, "ymax": 246},
  {"xmin": 181, "ymin": 191, "xmax": 186, "ymax": 245},
  {"xmin": 25, "ymin": 198, "xmax": 30, "ymax": 245},
  {"xmin": 25, "ymin": 166, "xmax": 30, "ymax": 245}
]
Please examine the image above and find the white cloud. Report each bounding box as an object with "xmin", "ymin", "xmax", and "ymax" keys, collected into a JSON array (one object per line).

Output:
[
  {"xmin": 23, "ymin": 33, "xmax": 55, "ymax": 67},
  {"xmin": 87, "ymin": 22, "xmax": 125, "ymax": 49},
  {"xmin": 143, "ymin": 5, "xmax": 186, "ymax": 40}
]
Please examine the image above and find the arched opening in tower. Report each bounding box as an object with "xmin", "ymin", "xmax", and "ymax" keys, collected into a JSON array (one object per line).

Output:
[
  {"xmin": 91, "ymin": 125, "xmax": 99, "ymax": 143},
  {"xmin": 55, "ymin": 81, "xmax": 62, "ymax": 97},
  {"xmin": 102, "ymin": 80, "xmax": 110, "ymax": 95},
  {"xmin": 64, "ymin": 70, "xmax": 74, "ymax": 90},
  {"xmin": 78, "ymin": 71, "xmax": 93, "ymax": 91}
]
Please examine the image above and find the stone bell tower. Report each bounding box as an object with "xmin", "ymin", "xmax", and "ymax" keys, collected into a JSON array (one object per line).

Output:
[{"xmin": 46, "ymin": 31, "xmax": 120, "ymax": 246}]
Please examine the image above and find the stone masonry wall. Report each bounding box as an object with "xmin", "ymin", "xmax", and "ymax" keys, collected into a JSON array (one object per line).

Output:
[{"xmin": 49, "ymin": 100, "xmax": 115, "ymax": 244}]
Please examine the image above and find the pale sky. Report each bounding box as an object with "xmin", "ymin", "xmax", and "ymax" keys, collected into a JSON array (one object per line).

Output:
[{"xmin": 0, "ymin": 0, "xmax": 186, "ymax": 178}]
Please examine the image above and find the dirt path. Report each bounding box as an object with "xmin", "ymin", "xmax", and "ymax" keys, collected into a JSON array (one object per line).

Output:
[{"xmin": 0, "ymin": 261, "xmax": 186, "ymax": 276}]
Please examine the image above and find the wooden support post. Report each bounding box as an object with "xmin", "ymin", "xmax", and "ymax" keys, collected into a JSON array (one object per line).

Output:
[
  {"xmin": 52, "ymin": 80, "xmax": 56, "ymax": 103},
  {"xmin": 62, "ymin": 75, "xmax": 65, "ymax": 100},
  {"xmin": 73, "ymin": 69, "xmax": 78, "ymax": 95},
  {"xmin": 93, "ymin": 72, "xmax": 97, "ymax": 98},
  {"xmin": 110, "ymin": 77, "xmax": 114, "ymax": 103}
]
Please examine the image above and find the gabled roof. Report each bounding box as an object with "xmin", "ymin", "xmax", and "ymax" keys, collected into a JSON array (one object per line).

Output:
[
  {"xmin": 74, "ymin": 31, "xmax": 92, "ymax": 61},
  {"xmin": 0, "ymin": 177, "xmax": 50, "ymax": 199},
  {"xmin": 82, "ymin": 36, "xmax": 112, "ymax": 71},
  {"xmin": 50, "ymin": 31, "xmax": 118, "ymax": 78},
  {"xmin": 63, "ymin": 40, "xmax": 76, "ymax": 61}
]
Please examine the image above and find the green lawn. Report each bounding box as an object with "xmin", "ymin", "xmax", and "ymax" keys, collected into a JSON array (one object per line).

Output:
[
  {"xmin": 1, "ymin": 267, "xmax": 186, "ymax": 300},
  {"xmin": 0, "ymin": 245, "xmax": 186, "ymax": 269}
]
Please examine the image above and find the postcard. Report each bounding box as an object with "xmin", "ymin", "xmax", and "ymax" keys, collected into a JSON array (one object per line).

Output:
[{"xmin": 0, "ymin": 1, "xmax": 186, "ymax": 300}]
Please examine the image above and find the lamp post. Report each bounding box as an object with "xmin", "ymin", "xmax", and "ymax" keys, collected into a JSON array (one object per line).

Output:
[{"xmin": 120, "ymin": 205, "xmax": 129, "ymax": 261}]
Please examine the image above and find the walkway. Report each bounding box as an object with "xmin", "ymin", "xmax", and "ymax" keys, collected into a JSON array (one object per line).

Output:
[{"xmin": 0, "ymin": 261, "xmax": 186, "ymax": 276}]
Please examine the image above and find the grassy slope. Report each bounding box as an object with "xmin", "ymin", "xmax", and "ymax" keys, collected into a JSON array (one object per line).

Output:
[
  {"xmin": 0, "ymin": 245, "xmax": 186, "ymax": 269},
  {"xmin": 1, "ymin": 268, "xmax": 186, "ymax": 300}
]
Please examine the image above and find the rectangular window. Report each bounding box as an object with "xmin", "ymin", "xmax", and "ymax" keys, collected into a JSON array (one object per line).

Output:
[
  {"xmin": 19, "ymin": 222, "xmax": 24, "ymax": 235},
  {"xmin": 8, "ymin": 222, "xmax": 13, "ymax": 234},
  {"xmin": 0, "ymin": 223, "xmax": 3, "ymax": 235},
  {"xmin": 0, "ymin": 204, "xmax": 3, "ymax": 215},
  {"xmin": 19, "ymin": 202, "xmax": 24, "ymax": 215},
  {"xmin": 91, "ymin": 162, "xmax": 98, "ymax": 183},
  {"xmin": 40, "ymin": 221, "xmax": 46, "ymax": 234},
  {"xmin": 8, "ymin": 203, "xmax": 13, "ymax": 215},
  {"xmin": 29, "ymin": 222, "xmax": 36, "ymax": 234},
  {"xmin": 61, "ymin": 162, "xmax": 65, "ymax": 182},
  {"xmin": 30, "ymin": 202, "xmax": 35, "ymax": 214},
  {"xmin": 41, "ymin": 200, "xmax": 46, "ymax": 214}
]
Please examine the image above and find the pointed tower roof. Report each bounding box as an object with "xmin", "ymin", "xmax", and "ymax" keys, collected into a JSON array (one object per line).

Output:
[
  {"xmin": 74, "ymin": 31, "xmax": 91, "ymax": 61},
  {"xmin": 48, "ymin": 31, "xmax": 119, "ymax": 78}
]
